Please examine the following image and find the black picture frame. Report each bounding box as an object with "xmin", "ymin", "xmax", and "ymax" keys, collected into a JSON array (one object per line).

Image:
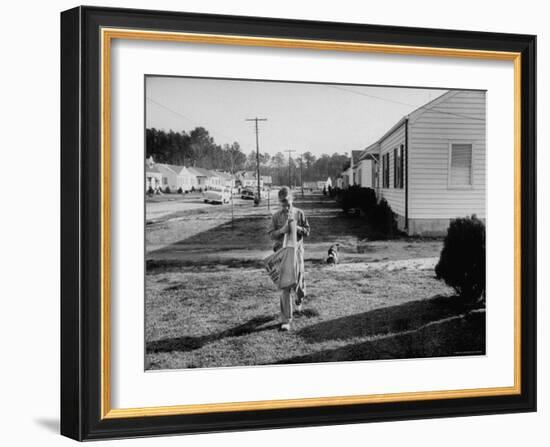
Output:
[{"xmin": 61, "ymin": 5, "xmax": 536, "ymax": 441}]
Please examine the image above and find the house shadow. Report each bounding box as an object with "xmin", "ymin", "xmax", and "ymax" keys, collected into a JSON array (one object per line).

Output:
[
  {"xmin": 276, "ymin": 308, "xmax": 485, "ymax": 365},
  {"xmin": 146, "ymin": 315, "xmax": 278, "ymax": 354},
  {"xmin": 297, "ymin": 294, "xmax": 483, "ymax": 344}
]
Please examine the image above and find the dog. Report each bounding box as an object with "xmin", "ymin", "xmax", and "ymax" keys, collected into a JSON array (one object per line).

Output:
[{"xmin": 326, "ymin": 244, "xmax": 340, "ymax": 265}]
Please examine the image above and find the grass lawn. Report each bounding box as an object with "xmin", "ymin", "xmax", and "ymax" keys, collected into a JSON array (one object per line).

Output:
[{"xmin": 145, "ymin": 193, "xmax": 485, "ymax": 370}]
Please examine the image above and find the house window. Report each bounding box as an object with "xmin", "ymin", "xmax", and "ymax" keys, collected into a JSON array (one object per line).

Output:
[
  {"xmin": 162, "ymin": 177, "xmax": 168, "ymax": 185},
  {"xmin": 382, "ymin": 153, "xmax": 390, "ymax": 188},
  {"xmin": 449, "ymin": 143, "xmax": 473, "ymax": 187},
  {"xmin": 393, "ymin": 145, "xmax": 404, "ymax": 189}
]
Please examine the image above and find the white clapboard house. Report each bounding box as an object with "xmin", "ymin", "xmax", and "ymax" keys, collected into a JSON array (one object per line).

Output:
[
  {"xmin": 187, "ymin": 167, "xmax": 221, "ymax": 189},
  {"xmin": 360, "ymin": 89, "xmax": 486, "ymax": 236},
  {"xmin": 145, "ymin": 157, "xmax": 163, "ymax": 192},
  {"xmin": 156, "ymin": 164, "xmax": 201, "ymax": 192}
]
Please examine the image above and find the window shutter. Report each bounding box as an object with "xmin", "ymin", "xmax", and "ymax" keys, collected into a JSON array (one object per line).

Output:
[
  {"xmin": 450, "ymin": 144, "xmax": 473, "ymax": 186},
  {"xmin": 386, "ymin": 153, "xmax": 389, "ymax": 188},
  {"xmin": 399, "ymin": 145, "xmax": 404, "ymax": 188},
  {"xmin": 387, "ymin": 154, "xmax": 390, "ymax": 188},
  {"xmin": 393, "ymin": 148, "xmax": 396, "ymax": 188},
  {"xmin": 382, "ymin": 154, "xmax": 386, "ymax": 188},
  {"xmin": 384, "ymin": 153, "xmax": 389, "ymax": 188}
]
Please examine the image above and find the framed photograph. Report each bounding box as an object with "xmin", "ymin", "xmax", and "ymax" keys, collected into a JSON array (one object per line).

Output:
[{"xmin": 60, "ymin": 6, "xmax": 536, "ymax": 441}]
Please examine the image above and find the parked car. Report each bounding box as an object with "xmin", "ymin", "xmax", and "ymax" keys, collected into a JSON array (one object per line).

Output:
[
  {"xmin": 204, "ymin": 186, "xmax": 231, "ymax": 204},
  {"xmin": 241, "ymin": 188, "xmax": 255, "ymax": 200}
]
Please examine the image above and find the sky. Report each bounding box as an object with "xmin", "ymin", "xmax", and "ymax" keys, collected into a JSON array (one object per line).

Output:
[{"xmin": 145, "ymin": 76, "xmax": 447, "ymax": 158}]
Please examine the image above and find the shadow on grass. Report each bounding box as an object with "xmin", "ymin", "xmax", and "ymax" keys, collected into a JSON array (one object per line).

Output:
[
  {"xmin": 297, "ymin": 294, "xmax": 482, "ymax": 344},
  {"xmin": 146, "ymin": 315, "xmax": 279, "ymax": 354},
  {"xmin": 277, "ymin": 309, "xmax": 485, "ymax": 364},
  {"xmin": 149, "ymin": 215, "xmax": 273, "ymax": 256},
  {"xmin": 147, "ymin": 258, "xmax": 266, "ymax": 273}
]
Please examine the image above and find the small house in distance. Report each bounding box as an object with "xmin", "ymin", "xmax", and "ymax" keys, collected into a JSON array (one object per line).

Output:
[
  {"xmin": 145, "ymin": 157, "xmax": 163, "ymax": 192},
  {"xmin": 187, "ymin": 167, "xmax": 221, "ymax": 190},
  {"xmin": 341, "ymin": 150, "xmax": 363, "ymax": 188},
  {"xmin": 215, "ymin": 171, "xmax": 236, "ymax": 189},
  {"xmin": 261, "ymin": 175, "xmax": 273, "ymax": 187},
  {"xmin": 362, "ymin": 89, "xmax": 486, "ymax": 236},
  {"xmin": 156, "ymin": 164, "xmax": 198, "ymax": 192},
  {"xmin": 317, "ymin": 178, "xmax": 332, "ymax": 190},
  {"xmin": 353, "ymin": 142, "xmax": 378, "ymax": 189},
  {"xmin": 236, "ymin": 171, "xmax": 264, "ymax": 189}
]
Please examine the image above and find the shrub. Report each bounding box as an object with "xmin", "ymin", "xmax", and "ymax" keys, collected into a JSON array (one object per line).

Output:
[
  {"xmin": 164, "ymin": 186, "xmax": 171, "ymax": 194},
  {"xmin": 370, "ymin": 198, "xmax": 397, "ymax": 237},
  {"xmin": 435, "ymin": 215, "xmax": 486, "ymax": 301},
  {"xmin": 358, "ymin": 188, "xmax": 377, "ymax": 216},
  {"xmin": 191, "ymin": 186, "xmax": 196, "ymax": 192},
  {"xmin": 339, "ymin": 185, "xmax": 359, "ymax": 213},
  {"xmin": 146, "ymin": 186, "xmax": 154, "ymax": 195},
  {"xmin": 340, "ymin": 188, "xmax": 353, "ymax": 213},
  {"xmin": 339, "ymin": 186, "xmax": 377, "ymax": 216},
  {"xmin": 177, "ymin": 187, "xmax": 183, "ymax": 194}
]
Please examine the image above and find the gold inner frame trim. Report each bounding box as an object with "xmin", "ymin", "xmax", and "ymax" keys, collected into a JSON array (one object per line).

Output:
[{"xmin": 100, "ymin": 27, "xmax": 522, "ymax": 420}]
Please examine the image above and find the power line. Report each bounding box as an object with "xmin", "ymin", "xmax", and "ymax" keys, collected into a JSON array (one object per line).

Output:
[
  {"xmin": 146, "ymin": 96, "xmax": 238, "ymax": 144},
  {"xmin": 146, "ymin": 96, "xmax": 196, "ymax": 125},
  {"xmin": 326, "ymin": 85, "xmax": 484, "ymax": 121}
]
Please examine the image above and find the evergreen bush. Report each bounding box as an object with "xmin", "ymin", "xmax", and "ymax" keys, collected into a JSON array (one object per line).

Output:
[
  {"xmin": 435, "ymin": 215, "xmax": 486, "ymax": 301},
  {"xmin": 370, "ymin": 198, "xmax": 397, "ymax": 237}
]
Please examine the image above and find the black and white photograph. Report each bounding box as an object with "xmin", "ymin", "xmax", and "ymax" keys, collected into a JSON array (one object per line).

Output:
[{"xmin": 144, "ymin": 76, "xmax": 487, "ymax": 370}]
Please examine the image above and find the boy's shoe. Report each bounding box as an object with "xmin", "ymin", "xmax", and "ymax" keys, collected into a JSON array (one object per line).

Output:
[{"xmin": 280, "ymin": 323, "xmax": 291, "ymax": 331}]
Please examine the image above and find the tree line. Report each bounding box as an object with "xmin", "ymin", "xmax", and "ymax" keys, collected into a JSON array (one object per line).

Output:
[{"xmin": 146, "ymin": 127, "xmax": 350, "ymax": 185}]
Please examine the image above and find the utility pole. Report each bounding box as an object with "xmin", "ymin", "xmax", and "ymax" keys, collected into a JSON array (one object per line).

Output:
[
  {"xmin": 245, "ymin": 117, "xmax": 267, "ymax": 205},
  {"xmin": 300, "ymin": 153, "xmax": 304, "ymax": 198},
  {"xmin": 229, "ymin": 151, "xmax": 235, "ymax": 230},
  {"xmin": 285, "ymin": 149, "xmax": 295, "ymax": 188}
]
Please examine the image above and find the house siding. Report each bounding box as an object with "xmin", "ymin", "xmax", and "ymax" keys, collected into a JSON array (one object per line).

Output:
[
  {"xmin": 354, "ymin": 159, "xmax": 373, "ymax": 188},
  {"xmin": 156, "ymin": 165, "xmax": 179, "ymax": 190},
  {"xmin": 178, "ymin": 167, "xmax": 198, "ymax": 191},
  {"xmin": 379, "ymin": 122, "xmax": 406, "ymax": 218},
  {"xmin": 409, "ymin": 90, "xmax": 486, "ymax": 221}
]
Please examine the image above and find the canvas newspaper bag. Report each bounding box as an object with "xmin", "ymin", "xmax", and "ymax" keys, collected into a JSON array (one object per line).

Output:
[{"xmin": 264, "ymin": 218, "xmax": 298, "ymax": 289}]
